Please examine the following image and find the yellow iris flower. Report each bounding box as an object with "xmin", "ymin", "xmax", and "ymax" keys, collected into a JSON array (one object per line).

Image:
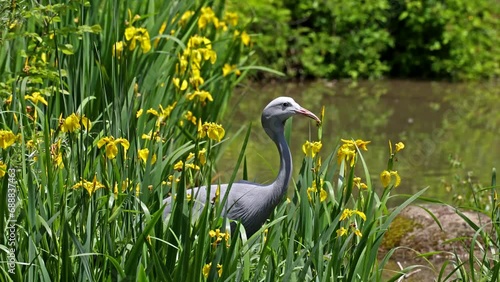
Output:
[
  {"xmin": 340, "ymin": 139, "xmax": 371, "ymax": 151},
  {"xmin": 136, "ymin": 109, "xmax": 143, "ymax": 118},
  {"xmin": 0, "ymin": 130, "xmax": 16, "ymax": 149},
  {"xmin": 97, "ymin": 136, "xmax": 130, "ymax": 159},
  {"xmin": 179, "ymin": 11, "xmax": 194, "ymax": 27},
  {"xmin": 354, "ymin": 210, "xmax": 367, "ymax": 221},
  {"xmin": 173, "ymin": 160, "xmax": 183, "ymax": 171},
  {"xmin": 353, "ymin": 229, "xmax": 363, "ymax": 237},
  {"xmin": 112, "ymin": 41, "xmax": 125, "ymax": 59},
  {"xmin": 337, "ymin": 144, "xmax": 356, "ymax": 167},
  {"xmin": 147, "ymin": 103, "xmax": 176, "ymax": 126},
  {"xmin": 302, "ymin": 140, "xmax": 322, "ymax": 158},
  {"xmin": 234, "ymin": 30, "xmax": 251, "ymax": 46},
  {"xmin": 198, "ymin": 7, "xmax": 217, "ymax": 29},
  {"xmin": 187, "ymin": 90, "xmax": 213, "ymax": 103},
  {"xmin": 306, "ymin": 186, "xmax": 316, "ymax": 202},
  {"xmin": 320, "ymin": 189, "xmax": 328, "ymax": 202},
  {"xmin": 72, "ymin": 176, "xmax": 106, "ymax": 196},
  {"xmin": 395, "ymin": 141, "xmax": 405, "ymax": 152},
  {"xmin": 336, "ymin": 227, "xmax": 348, "ymax": 237},
  {"xmin": 380, "ymin": 170, "xmax": 401, "ymax": 188},
  {"xmin": 217, "ymin": 264, "xmax": 223, "ymax": 277},
  {"xmin": 198, "ymin": 148, "xmax": 207, "ymax": 165},
  {"xmin": 198, "ymin": 122, "xmax": 225, "ymax": 142},
  {"xmin": 307, "ymin": 179, "xmax": 327, "ymax": 202},
  {"xmin": 340, "ymin": 208, "xmax": 352, "ymax": 221},
  {"xmin": 25, "ymin": 92, "xmax": 48, "ymax": 106},
  {"xmin": 353, "ymin": 176, "xmax": 368, "ymax": 190},
  {"xmin": 184, "ymin": 111, "xmax": 197, "ymax": 125},
  {"xmin": 187, "ymin": 35, "xmax": 212, "ymax": 49},
  {"xmin": 222, "ymin": 64, "xmax": 241, "ymax": 77},
  {"xmin": 223, "ymin": 12, "xmax": 239, "ymax": 26},
  {"xmin": 138, "ymin": 148, "xmax": 157, "ymax": 164},
  {"xmin": 241, "ymin": 31, "xmax": 250, "ymax": 46},
  {"xmin": 173, "ymin": 77, "xmax": 188, "ymax": 90},
  {"xmin": 202, "ymin": 263, "xmax": 211, "ymax": 278},
  {"xmin": 337, "ymin": 139, "xmax": 370, "ymax": 167},
  {"xmin": 125, "ymin": 26, "xmax": 151, "ymax": 53},
  {"xmin": 154, "ymin": 22, "xmax": 167, "ymax": 47},
  {"xmin": 141, "ymin": 131, "xmax": 162, "ymax": 142},
  {"xmin": 60, "ymin": 113, "xmax": 91, "ymax": 133},
  {"xmin": 340, "ymin": 208, "xmax": 366, "ymax": 221}
]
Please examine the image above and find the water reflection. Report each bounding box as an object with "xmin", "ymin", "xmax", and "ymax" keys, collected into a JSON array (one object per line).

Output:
[{"xmin": 218, "ymin": 80, "xmax": 499, "ymax": 203}]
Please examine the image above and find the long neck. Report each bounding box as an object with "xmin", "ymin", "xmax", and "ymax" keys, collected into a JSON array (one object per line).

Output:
[{"xmin": 268, "ymin": 128, "xmax": 292, "ymax": 205}]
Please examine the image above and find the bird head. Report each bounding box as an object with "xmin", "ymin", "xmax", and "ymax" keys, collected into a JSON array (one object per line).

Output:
[{"xmin": 261, "ymin": 97, "xmax": 320, "ymax": 138}]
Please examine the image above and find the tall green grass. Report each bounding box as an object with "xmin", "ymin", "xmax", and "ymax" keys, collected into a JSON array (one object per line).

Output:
[
  {"xmin": 1, "ymin": 0, "xmax": 427, "ymax": 281},
  {"xmin": 433, "ymin": 168, "xmax": 499, "ymax": 281}
]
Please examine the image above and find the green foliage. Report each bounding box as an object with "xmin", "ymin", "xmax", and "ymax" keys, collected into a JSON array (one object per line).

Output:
[
  {"xmin": 437, "ymin": 169, "xmax": 499, "ymax": 281},
  {"xmin": 388, "ymin": 0, "xmax": 500, "ymax": 80},
  {"xmin": 229, "ymin": 0, "xmax": 499, "ymax": 80},
  {"xmin": 232, "ymin": 0, "xmax": 393, "ymax": 79},
  {"xmin": 227, "ymin": 0, "xmax": 292, "ymax": 77}
]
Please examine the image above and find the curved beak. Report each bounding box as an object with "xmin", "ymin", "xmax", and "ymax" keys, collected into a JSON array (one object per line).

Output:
[{"xmin": 296, "ymin": 107, "xmax": 321, "ymax": 124}]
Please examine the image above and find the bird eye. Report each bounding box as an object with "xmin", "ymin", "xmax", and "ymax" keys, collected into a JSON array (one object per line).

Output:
[{"xmin": 282, "ymin": 102, "xmax": 290, "ymax": 107}]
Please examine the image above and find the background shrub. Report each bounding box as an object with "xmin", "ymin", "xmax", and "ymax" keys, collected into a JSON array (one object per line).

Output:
[
  {"xmin": 387, "ymin": 0, "xmax": 500, "ymax": 80},
  {"xmin": 230, "ymin": 0, "xmax": 500, "ymax": 80}
]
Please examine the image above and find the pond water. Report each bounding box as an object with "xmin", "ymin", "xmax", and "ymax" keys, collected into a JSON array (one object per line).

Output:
[{"xmin": 217, "ymin": 79, "xmax": 499, "ymax": 205}]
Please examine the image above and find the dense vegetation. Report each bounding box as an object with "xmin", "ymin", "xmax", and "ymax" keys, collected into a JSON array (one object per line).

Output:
[
  {"xmin": 229, "ymin": 0, "xmax": 500, "ymax": 80},
  {"xmin": 0, "ymin": 0, "xmax": 499, "ymax": 281}
]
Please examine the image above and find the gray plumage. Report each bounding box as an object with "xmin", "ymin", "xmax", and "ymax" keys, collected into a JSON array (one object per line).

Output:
[{"xmin": 163, "ymin": 97, "xmax": 320, "ymax": 237}]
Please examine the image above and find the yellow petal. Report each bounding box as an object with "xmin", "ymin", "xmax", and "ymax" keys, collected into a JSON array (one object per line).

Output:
[
  {"xmin": 202, "ymin": 263, "xmax": 211, "ymax": 278},
  {"xmin": 97, "ymin": 137, "xmax": 113, "ymax": 149},
  {"xmin": 302, "ymin": 141, "xmax": 311, "ymax": 156},
  {"xmin": 136, "ymin": 109, "xmax": 143, "ymax": 118},
  {"xmin": 339, "ymin": 209, "xmax": 352, "ymax": 221},
  {"xmin": 336, "ymin": 227, "xmax": 348, "ymax": 237},
  {"xmin": 174, "ymin": 160, "xmax": 183, "ymax": 171},
  {"xmin": 115, "ymin": 138, "xmax": 130, "ymax": 151},
  {"xmin": 62, "ymin": 113, "xmax": 81, "ymax": 133},
  {"xmin": 138, "ymin": 148, "xmax": 149, "ymax": 163},
  {"xmin": 125, "ymin": 26, "xmax": 136, "ymax": 41},
  {"xmin": 140, "ymin": 37, "xmax": 151, "ymax": 53},
  {"xmin": 217, "ymin": 264, "xmax": 223, "ymax": 277},
  {"xmin": 355, "ymin": 139, "xmax": 371, "ymax": 151},
  {"xmin": 241, "ymin": 31, "xmax": 250, "ymax": 46},
  {"xmin": 0, "ymin": 161, "xmax": 7, "ymax": 178},
  {"xmin": 206, "ymin": 123, "xmax": 225, "ymax": 142},
  {"xmin": 222, "ymin": 64, "xmax": 232, "ymax": 76},
  {"xmin": 395, "ymin": 142, "xmax": 405, "ymax": 152},
  {"xmin": 355, "ymin": 210, "xmax": 367, "ymax": 221},
  {"xmin": 147, "ymin": 108, "xmax": 159, "ymax": 116},
  {"xmin": 354, "ymin": 229, "xmax": 363, "ymax": 237},
  {"xmin": 198, "ymin": 148, "xmax": 207, "ymax": 165},
  {"xmin": 380, "ymin": 170, "xmax": 391, "ymax": 187},
  {"xmin": 0, "ymin": 130, "xmax": 16, "ymax": 149},
  {"xmin": 105, "ymin": 143, "xmax": 118, "ymax": 159},
  {"xmin": 81, "ymin": 116, "xmax": 91, "ymax": 131},
  {"xmin": 320, "ymin": 189, "xmax": 327, "ymax": 202},
  {"xmin": 180, "ymin": 79, "xmax": 188, "ymax": 90},
  {"xmin": 129, "ymin": 38, "xmax": 137, "ymax": 51},
  {"xmin": 391, "ymin": 171, "xmax": 401, "ymax": 187}
]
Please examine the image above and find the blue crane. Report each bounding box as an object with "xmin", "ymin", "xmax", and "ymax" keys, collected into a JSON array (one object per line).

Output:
[{"xmin": 163, "ymin": 97, "xmax": 320, "ymax": 237}]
